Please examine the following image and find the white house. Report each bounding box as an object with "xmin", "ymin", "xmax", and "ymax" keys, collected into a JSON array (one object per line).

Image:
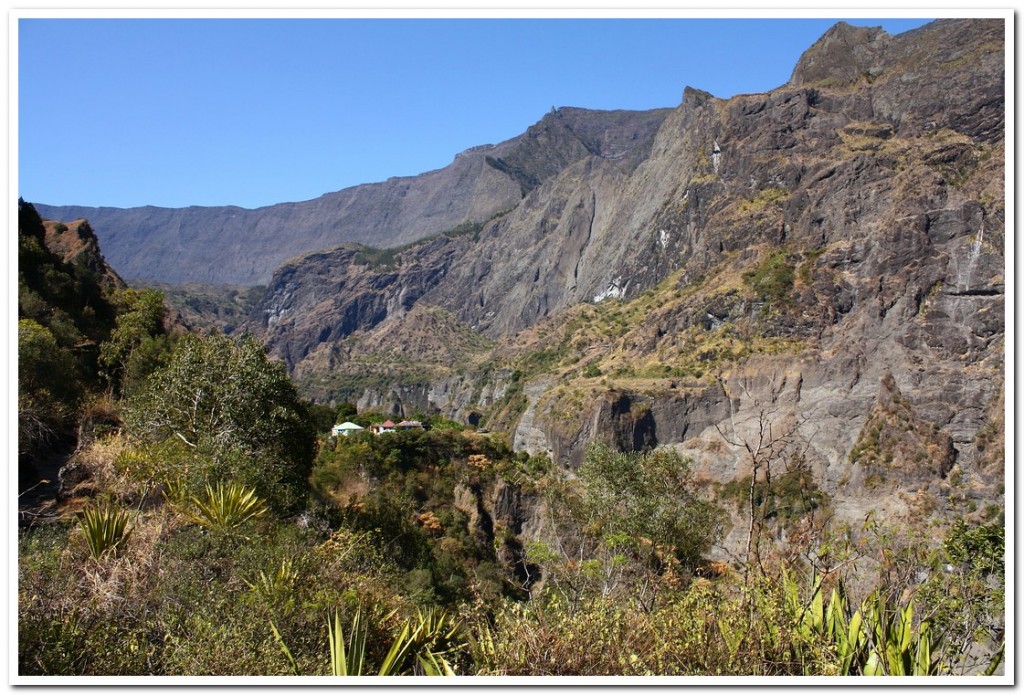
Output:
[{"xmin": 331, "ymin": 421, "xmax": 364, "ymax": 437}]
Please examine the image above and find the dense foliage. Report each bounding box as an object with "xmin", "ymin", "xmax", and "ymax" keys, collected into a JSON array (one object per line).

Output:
[
  {"xmin": 19, "ymin": 405, "xmax": 1004, "ymax": 677},
  {"xmin": 16, "ymin": 200, "xmax": 1005, "ymax": 678},
  {"xmin": 18, "ymin": 200, "xmax": 117, "ymax": 458},
  {"xmin": 122, "ymin": 333, "xmax": 316, "ymax": 514},
  {"xmin": 17, "ymin": 199, "xmax": 172, "ymax": 464}
]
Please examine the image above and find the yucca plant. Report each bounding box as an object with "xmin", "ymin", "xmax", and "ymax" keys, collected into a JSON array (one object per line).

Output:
[
  {"xmin": 245, "ymin": 558, "xmax": 299, "ymax": 599},
  {"xmin": 826, "ymin": 586, "xmax": 869, "ymax": 676},
  {"xmin": 329, "ymin": 605, "xmax": 370, "ymax": 676},
  {"xmin": 378, "ymin": 608, "xmax": 462, "ymax": 676},
  {"xmin": 271, "ymin": 606, "xmax": 390, "ymax": 677},
  {"xmin": 187, "ymin": 481, "xmax": 268, "ymax": 533},
  {"xmin": 77, "ymin": 501, "xmax": 133, "ymax": 561},
  {"xmin": 783, "ymin": 569, "xmax": 1006, "ymax": 676},
  {"xmin": 861, "ymin": 592, "xmax": 943, "ymax": 676},
  {"xmin": 782, "ymin": 568, "xmax": 869, "ymax": 675},
  {"xmin": 466, "ymin": 620, "xmax": 499, "ymax": 673},
  {"xmin": 271, "ymin": 605, "xmax": 465, "ymax": 676},
  {"xmin": 162, "ymin": 475, "xmax": 189, "ymax": 507}
]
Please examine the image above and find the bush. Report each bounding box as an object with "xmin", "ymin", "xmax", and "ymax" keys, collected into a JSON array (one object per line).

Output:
[
  {"xmin": 18, "ymin": 318, "xmax": 83, "ymax": 455},
  {"xmin": 123, "ymin": 334, "xmax": 316, "ymax": 514},
  {"xmin": 576, "ymin": 444, "xmax": 725, "ymax": 570},
  {"xmin": 743, "ymin": 250, "xmax": 795, "ymax": 311}
]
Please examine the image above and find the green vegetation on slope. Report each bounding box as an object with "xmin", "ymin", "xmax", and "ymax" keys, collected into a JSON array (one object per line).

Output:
[
  {"xmin": 19, "ymin": 424, "xmax": 1005, "ymax": 676},
  {"xmin": 17, "ymin": 200, "xmax": 171, "ymax": 462},
  {"xmin": 143, "ymin": 281, "xmax": 265, "ymax": 335},
  {"xmin": 16, "ymin": 202, "xmax": 1004, "ymax": 678}
]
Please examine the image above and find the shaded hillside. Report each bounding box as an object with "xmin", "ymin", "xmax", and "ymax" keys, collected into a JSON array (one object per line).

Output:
[
  {"xmin": 18, "ymin": 201, "xmax": 124, "ymax": 483},
  {"xmin": 137, "ymin": 281, "xmax": 265, "ymax": 335},
  {"xmin": 36, "ymin": 107, "xmax": 668, "ymax": 286},
  {"xmin": 18, "ymin": 200, "xmax": 181, "ymax": 513},
  {"xmin": 18, "ymin": 201, "xmax": 124, "ymax": 399}
]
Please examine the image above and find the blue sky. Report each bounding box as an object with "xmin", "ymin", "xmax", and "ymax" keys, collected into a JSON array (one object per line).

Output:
[{"xmin": 18, "ymin": 17, "xmax": 934, "ymax": 210}]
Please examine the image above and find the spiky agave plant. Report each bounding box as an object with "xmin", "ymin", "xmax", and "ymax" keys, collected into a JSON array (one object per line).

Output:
[
  {"xmin": 271, "ymin": 605, "xmax": 465, "ymax": 676},
  {"xmin": 861, "ymin": 592, "xmax": 943, "ymax": 676},
  {"xmin": 245, "ymin": 558, "xmax": 299, "ymax": 599},
  {"xmin": 77, "ymin": 501, "xmax": 133, "ymax": 561},
  {"xmin": 271, "ymin": 606, "xmax": 374, "ymax": 677},
  {"xmin": 187, "ymin": 481, "xmax": 267, "ymax": 533}
]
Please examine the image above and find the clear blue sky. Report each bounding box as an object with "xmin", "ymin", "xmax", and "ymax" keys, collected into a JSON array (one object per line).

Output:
[{"xmin": 19, "ymin": 17, "xmax": 933, "ymax": 210}]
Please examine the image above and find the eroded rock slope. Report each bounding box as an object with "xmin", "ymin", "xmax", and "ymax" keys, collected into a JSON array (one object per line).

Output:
[{"xmin": 243, "ymin": 19, "xmax": 1004, "ymax": 535}]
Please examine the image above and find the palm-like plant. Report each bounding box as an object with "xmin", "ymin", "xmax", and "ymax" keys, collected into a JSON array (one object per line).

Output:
[
  {"xmin": 245, "ymin": 558, "xmax": 299, "ymax": 599},
  {"xmin": 861, "ymin": 593, "xmax": 942, "ymax": 676},
  {"xmin": 77, "ymin": 501, "xmax": 133, "ymax": 561},
  {"xmin": 161, "ymin": 475, "xmax": 188, "ymax": 507},
  {"xmin": 379, "ymin": 608, "xmax": 462, "ymax": 676},
  {"xmin": 781, "ymin": 569, "xmax": 955, "ymax": 676},
  {"xmin": 271, "ymin": 605, "xmax": 464, "ymax": 676},
  {"xmin": 187, "ymin": 481, "xmax": 267, "ymax": 533}
]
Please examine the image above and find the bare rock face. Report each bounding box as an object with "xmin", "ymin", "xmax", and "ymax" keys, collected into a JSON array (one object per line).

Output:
[
  {"xmin": 36, "ymin": 108, "xmax": 668, "ymax": 286},
  {"xmin": 255, "ymin": 237, "xmax": 472, "ymax": 370},
  {"xmin": 788, "ymin": 22, "xmax": 891, "ymax": 88},
  {"xmin": 215, "ymin": 20, "xmax": 1006, "ymax": 542}
]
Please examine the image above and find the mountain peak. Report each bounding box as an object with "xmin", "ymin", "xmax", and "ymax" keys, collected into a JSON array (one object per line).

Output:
[{"xmin": 788, "ymin": 21, "xmax": 891, "ymax": 87}]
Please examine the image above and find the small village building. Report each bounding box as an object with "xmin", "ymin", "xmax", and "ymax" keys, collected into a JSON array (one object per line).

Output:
[
  {"xmin": 331, "ymin": 421, "xmax": 364, "ymax": 437},
  {"xmin": 369, "ymin": 419, "xmax": 424, "ymax": 435},
  {"xmin": 371, "ymin": 420, "xmax": 397, "ymax": 435}
]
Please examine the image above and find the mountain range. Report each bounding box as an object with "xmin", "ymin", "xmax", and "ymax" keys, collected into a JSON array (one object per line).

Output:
[
  {"xmin": 36, "ymin": 107, "xmax": 669, "ymax": 286},
  {"xmin": 35, "ymin": 18, "xmax": 1005, "ymax": 548}
]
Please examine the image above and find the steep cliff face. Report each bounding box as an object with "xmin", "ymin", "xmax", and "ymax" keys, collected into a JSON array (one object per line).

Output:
[
  {"xmin": 36, "ymin": 107, "xmax": 668, "ymax": 286},
  {"xmin": 268, "ymin": 19, "xmax": 1002, "ymax": 354},
  {"xmin": 245, "ymin": 19, "xmax": 1004, "ymax": 535}
]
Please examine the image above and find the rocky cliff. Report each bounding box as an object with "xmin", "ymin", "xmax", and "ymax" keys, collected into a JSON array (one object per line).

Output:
[
  {"xmin": 36, "ymin": 107, "xmax": 668, "ymax": 286},
  {"xmin": 245, "ymin": 18, "xmax": 1004, "ymax": 536},
  {"xmin": 39, "ymin": 218, "xmax": 126, "ymax": 292}
]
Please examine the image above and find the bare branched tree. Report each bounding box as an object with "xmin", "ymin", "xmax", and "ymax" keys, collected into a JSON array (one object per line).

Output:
[{"xmin": 714, "ymin": 373, "xmax": 811, "ymax": 584}]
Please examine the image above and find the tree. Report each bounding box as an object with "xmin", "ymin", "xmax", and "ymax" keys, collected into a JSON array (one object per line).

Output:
[
  {"xmin": 577, "ymin": 444, "xmax": 724, "ymax": 571},
  {"xmin": 98, "ymin": 288, "xmax": 168, "ymax": 394},
  {"xmin": 336, "ymin": 402, "xmax": 358, "ymax": 422},
  {"xmin": 533, "ymin": 444, "xmax": 724, "ymax": 606},
  {"xmin": 714, "ymin": 375, "xmax": 814, "ymax": 583},
  {"xmin": 123, "ymin": 333, "xmax": 315, "ymax": 514},
  {"xmin": 306, "ymin": 402, "xmax": 337, "ymax": 434},
  {"xmin": 18, "ymin": 318, "xmax": 82, "ymax": 455}
]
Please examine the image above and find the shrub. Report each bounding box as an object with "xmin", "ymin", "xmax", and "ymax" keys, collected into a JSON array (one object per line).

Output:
[
  {"xmin": 743, "ymin": 251, "xmax": 795, "ymax": 311},
  {"xmin": 123, "ymin": 334, "xmax": 316, "ymax": 514}
]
